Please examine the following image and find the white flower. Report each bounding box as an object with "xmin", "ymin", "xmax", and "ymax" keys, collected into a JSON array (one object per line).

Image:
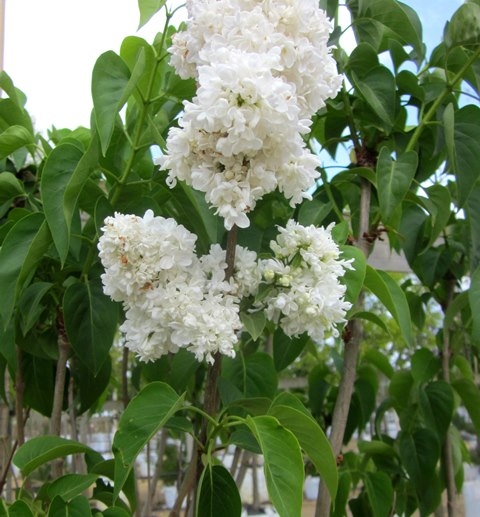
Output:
[
  {"xmin": 168, "ymin": 0, "xmax": 342, "ymax": 118},
  {"xmin": 97, "ymin": 210, "xmax": 197, "ymax": 303},
  {"xmin": 98, "ymin": 210, "xmax": 243, "ymax": 364},
  {"xmin": 159, "ymin": 0, "xmax": 342, "ymax": 230},
  {"xmin": 259, "ymin": 220, "xmax": 352, "ymax": 342},
  {"xmin": 200, "ymin": 243, "xmax": 262, "ymax": 298}
]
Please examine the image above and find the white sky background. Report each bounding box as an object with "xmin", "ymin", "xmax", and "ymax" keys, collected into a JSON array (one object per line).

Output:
[
  {"xmin": 3, "ymin": 0, "xmax": 461, "ymax": 134},
  {"xmin": 3, "ymin": 0, "xmax": 183, "ymax": 132}
]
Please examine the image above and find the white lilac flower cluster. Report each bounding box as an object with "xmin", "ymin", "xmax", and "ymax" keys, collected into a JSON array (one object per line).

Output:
[
  {"xmin": 259, "ymin": 220, "xmax": 353, "ymax": 341},
  {"xmin": 158, "ymin": 0, "xmax": 342, "ymax": 230},
  {"xmin": 98, "ymin": 211, "xmax": 352, "ymax": 364},
  {"xmin": 98, "ymin": 210, "xmax": 258, "ymax": 364}
]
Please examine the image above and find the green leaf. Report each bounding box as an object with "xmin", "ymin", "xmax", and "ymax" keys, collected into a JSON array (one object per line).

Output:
[
  {"xmin": 13, "ymin": 436, "xmax": 93, "ymax": 477},
  {"xmin": 352, "ymin": 67, "xmax": 396, "ymax": 133},
  {"xmin": 63, "ymin": 279, "xmax": 118, "ymax": 375},
  {"xmin": 178, "ymin": 182, "xmax": 224, "ymax": 247},
  {"xmin": 197, "ymin": 465, "xmax": 242, "ymax": 517},
  {"xmin": 47, "ymin": 495, "xmax": 92, "ymax": 517},
  {"xmin": 470, "ymin": 266, "xmax": 480, "ymax": 343},
  {"xmin": 320, "ymin": 0, "xmax": 338, "ymax": 20},
  {"xmin": 22, "ymin": 354, "xmax": 55, "ymax": 416},
  {"xmin": 451, "ymin": 105, "xmax": 480, "ymax": 206},
  {"xmin": 420, "ymin": 381, "xmax": 454, "ymax": 438},
  {"xmin": 332, "ymin": 221, "xmax": 349, "ymax": 244},
  {"xmin": 445, "ymin": 2, "xmax": 480, "ymax": 49},
  {"xmin": 396, "ymin": 69, "xmax": 425, "ymax": 102},
  {"xmin": 8, "ymin": 500, "xmax": 34, "ymax": 517},
  {"xmin": 347, "ymin": 43, "xmax": 379, "ymax": 79},
  {"xmin": 240, "ymin": 311, "xmax": 266, "ymax": 341},
  {"xmin": 120, "ymin": 36, "xmax": 157, "ymax": 99},
  {"xmin": 388, "ymin": 370, "xmax": 414, "ymax": 410},
  {"xmin": 220, "ymin": 352, "xmax": 278, "ymax": 403},
  {"xmin": 340, "ymin": 245, "xmax": 366, "ymax": 308},
  {"xmin": 297, "ymin": 199, "xmax": 332, "ymax": 226},
  {"xmin": 63, "ymin": 136, "xmax": 100, "ymax": 226},
  {"xmin": 137, "ymin": 0, "xmax": 166, "ymax": 29},
  {"xmin": 89, "ymin": 458, "xmax": 137, "ymax": 512},
  {"xmin": 272, "ymin": 327, "xmax": 309, "ymax": 372},
  {"xmin": 246, "ymin": 415, "xmax": 304, "ymax": 517},
  {"xmin": 0, "ymin": 98, "xmax": 33, "ymax": 134},
  {"xmin": 376, "ymin": 147, "xmax": 418, "ymax": 224},
  {"xmin": 0, "ymin": 212, "xmax": 52, "ymax": 328},
  {"xmin": 452, "ymin": 378, "xmax": 480, "ymax": 434},
  {"xmin": 268, "ymin": 392, "xmax": 338, "ymax": 500},
  {"xmin": 347, "ymin": 376, "xmax": 377, "ymax": 438},
  {"xmin": 0, "ymin": 125, "xmax": 34, "ymax": 159},
  {"xmin": 156, "ymin": 348, "xmax": 199, "ymax": 394},
  {"xmin": 364, "ymin": 471, "xmax": 394, "ymax": 517},
  {"xmin": 388, "ymin": 39, "xmax": 411, "ymax": 72},
  {"xmin": 421, "ymin": 185, "xmax": 452, "ymax": 250},
  {"xmin": 351, "ymin": 0, "xmax": 424, "ymax": 59},
  {"xmin": 358, "ymin": 439, "xmax": 396, "ymax": 458},
  {"xmin": 18, "ymin": 282, "xmax": 53, "ymax": 336},
  {"xmin": 113, "ymin": 382, "xmax": 185, "ymax": 500},
  {"xmin": 0, "ymin": 172, "xmax": 25, "ymax": 207},
  {"xmin": 398, "ymin": 427, "xmax": 440, "ymax": 487},
  {"xmin": 443, "ymin": 102, "xmax": 455, "ymax": 168},
  {"xmin": 466, "ymin": 180, "xmax": 480, "ymax": 270},
  {"xmin": 333, "ymin": 472, "xmax": 352, "ymax": 517},
  {"xmin": 47, "ymin": 474, "xmax": 99, "ymax": 501},
  {"xmin": 364, "ymin": 266, "xmax": 413, "ymax": 345},
  {"xmin": 0, "ymin": 71, "xmax": 27, "ymax": 107},
  {"xmin": 76, "ymin": 356, "xmax": 112, "ymax": 414},
  {"xmin": 362, "ymin": 348, "xmax": 394, "ymax": 379},
  {"xmin": 0, "ymin": 318, "xmax": 15, "ymax": 373},
  {"xmin": 230, "ymin": 426, "xmax": 262, "ymax": 454},
  {"xmin": 92, "ymin": 50, "xmax": 145, "ymax": 154},
  {"xmin": 351, "ymin": 310, "xmax": 390, "ymax": 336},
  {"xmin": 411, "ymin": 348, "xmax": 440, "ymax": 383},
  {"xmin": 40, "ymin": 143, "xmax": 84, "ymax": 263}
]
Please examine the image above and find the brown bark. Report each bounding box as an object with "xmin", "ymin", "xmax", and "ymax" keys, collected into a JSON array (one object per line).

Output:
[
  {"xmin": 315, "ymin": 178, "xmax": 372, "ymax": 517},
  {"xmin": 171, "ymin": 226, "xmax": 238, "ymax": 514},
  {"xmin": 50, "ymin": 310, "xmax": 70, "ymax": 478}
]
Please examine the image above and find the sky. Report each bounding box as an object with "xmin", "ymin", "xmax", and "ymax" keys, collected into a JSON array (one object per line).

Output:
[{"xmin": 2, "ymin": 0, "xmax": 462, "ymax": 134}]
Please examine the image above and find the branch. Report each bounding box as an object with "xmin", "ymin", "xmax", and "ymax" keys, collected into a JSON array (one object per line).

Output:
[
  {"xmin": 50, "ymin": 310, "xmax": 70, "ymax": 478},
  {"xmin": 405, "ymin": 47, "xmax": 480, "ymax": 153},
  {"xmin": 441, "ymin": 276, "xmax": 457, "ymax": 517},
  {"xmin": 194, "ymin": 225, "xmax": 238, "ymax": 500},
  {"xmin": 315, "ymin": 178, "xmax": 372, "ymax": 517}
]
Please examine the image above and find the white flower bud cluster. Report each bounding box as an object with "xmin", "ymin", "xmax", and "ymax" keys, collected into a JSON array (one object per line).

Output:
[
  {"xmin": 260, "ymin": 220, "xmax": 353, "ymax": 342},
  {"xmin": 98, "ymin": 210, "xmax": 258, "ymax": 364},
  {"xmin": 158, "ymin": 0, "xmax": 342, "ymax": 230}
]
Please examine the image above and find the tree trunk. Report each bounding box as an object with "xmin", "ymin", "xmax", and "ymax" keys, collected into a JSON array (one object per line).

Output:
[
  {"xmin": 171, "ymin": 226, "xmax": 238, "ymax": 514},
  {"xmin": 315, "ymin": 178, "xmax": 372, "ymax": 517}
]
